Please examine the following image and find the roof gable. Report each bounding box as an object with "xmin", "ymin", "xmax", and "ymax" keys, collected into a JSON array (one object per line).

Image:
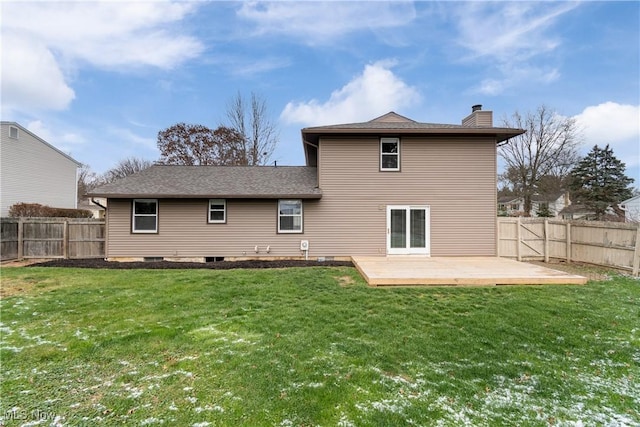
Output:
[
  {"xmin": 369, "ymin": 112, "xmax": 415, "ymax": 123},
  {"xmin": 301, "ymin": 111, "xmax": 525, "ymax": 166},
  {"xmin": 1, "ymin": 121, "xmax": 81, "ymax": 167}
]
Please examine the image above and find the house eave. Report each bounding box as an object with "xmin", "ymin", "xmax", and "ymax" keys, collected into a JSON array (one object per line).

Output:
[
  {"xmin": 302, "ymin": 127, "xmax": 525, "ymax": 145},
  {"xmin": 87, "ymin": 192, "xmax": 323, "ymax": 200}
]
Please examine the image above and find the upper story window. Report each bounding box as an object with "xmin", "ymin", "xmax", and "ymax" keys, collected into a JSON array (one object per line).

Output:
[
  {"xmin": 9, "ymin": 126, "xmax": 19, "ymax": 139},
  {"xmin": 132, "ymin": 199, "xmax": 158, "ymax": 233},
  {"xmin": 208, "ymin": 199, "xmax": 226, "ymax": 223},
  {"xmin": 278, "ymin": 199, "xmax": 303, "ymax": 233},
  {"xmin": 380, "ymin": 138, "xmax": 400, "ymax": 171}
]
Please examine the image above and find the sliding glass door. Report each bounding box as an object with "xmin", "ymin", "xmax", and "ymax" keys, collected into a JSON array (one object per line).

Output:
[{"xmin": 387, "ymin": 206, "xmax": 430, "ymax": 255}]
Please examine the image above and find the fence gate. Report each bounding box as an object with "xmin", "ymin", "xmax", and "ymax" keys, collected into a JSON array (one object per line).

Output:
[{"xmin": 497, "ymin": 217, "xmax": 640, "ymax": 276}]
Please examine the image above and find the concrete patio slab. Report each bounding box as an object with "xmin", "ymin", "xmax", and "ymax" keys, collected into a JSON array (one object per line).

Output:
[{"xmin": 351, "ymin": 256, "xmax": 588, "ymax": 287}]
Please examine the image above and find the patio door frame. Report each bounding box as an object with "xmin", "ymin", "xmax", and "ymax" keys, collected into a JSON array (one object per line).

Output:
[{"xmin": 386, "ymin": 205, "xmax": 430, "ymax": 256}]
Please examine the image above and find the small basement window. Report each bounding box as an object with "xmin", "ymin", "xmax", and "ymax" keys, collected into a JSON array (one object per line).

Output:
[
  {"xmin": 380, "ymin": 138, "xmax": 400, "ymax": 171},
  {"xmin": 205, "ymin": 256, "xmax": 225, "ymax": 262},
  {"xmin": 9, "ymin": 126, "xmax": 19, "ymax": 139},
  {"xmin": 143, "ymin": 257, "xmax": 164, "ymax": 262},
  {"xmin": 132, "ymin": 199, "xmax": 158, "ymax": 233},
  {"xmin": 208, "ymin": 199, "xmax": 226, "ymax": 223}
]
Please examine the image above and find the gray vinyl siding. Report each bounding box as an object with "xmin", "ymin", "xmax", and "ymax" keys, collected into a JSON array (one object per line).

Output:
[
  {"xmin": 1, "ymin": 123, "xmax": 79, "ymax": 216},
  {"xmin": 104, "ymin": 136, "xmax": 497, "ymax": 259}
]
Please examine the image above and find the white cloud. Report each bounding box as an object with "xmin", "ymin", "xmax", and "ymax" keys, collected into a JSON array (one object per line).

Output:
[
  {"xmin": 1, "ymin": 2, "xmax": 203, "ymax": 113},
  {"xmin": 217, "ymin": 56, "xmax": 291, "ymax": 77},
  {"xmin": 280, "ymin": 61, "xmax": 421, "ymax": 126},
  {"xmin": 475, "ymin": 65, "xmax": 560, "ymax": 95},
  {"xmin": 237, "ymin": 1, "xmax": 416, "ymax": 45},
  {"xmin": 107, "ymin": 127, "xmax": 158, "ymax": 152},
  {"xmin": 1, "ymin": 34, "xmax": 75, "ymax": 113},
  {"xmin": 25, "ymin": 120, "xmax": 87, "ymax": 159},
  {"xmin": 453, "ymin": 2, "xmax": 578, "ymax": 94},
  {"xmin": 574, "ymin": 102, "xmax": 640, "ymax": 170},
  {"xmin": 455, "ymin": 2, "xmax": 577, "ymax": 61}
]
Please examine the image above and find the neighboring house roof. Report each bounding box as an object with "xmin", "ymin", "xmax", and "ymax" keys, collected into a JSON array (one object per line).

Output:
[
  {"xmin": 301, "ymin": 111, "xmax": 524, "ymax": 144},
  {"xmin": 621, "ymin": 194, "xmax": 640, "ymax": 205},
  {"xmin": 88, "ymin": 165, "xmax": 322, "ymax": 199},
  {"xmin": 498, "ymin": 196, "xmax": 520, "ymax": 204},
  {"xmin": 0, "ymin": 122, "xmax": 82, "ymax": 166},
  {"xmin": 531, "ymin": 192, "xmax": 565, "ymax": 203},
  {"xmin": 559, "ymin": 204, "xmax": 594, "ymax": 215}
]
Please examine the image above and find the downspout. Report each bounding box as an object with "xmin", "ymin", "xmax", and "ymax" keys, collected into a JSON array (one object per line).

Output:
[{"xmin": 91, "ymin": 198, "xmax": 107, "ymax": 212}]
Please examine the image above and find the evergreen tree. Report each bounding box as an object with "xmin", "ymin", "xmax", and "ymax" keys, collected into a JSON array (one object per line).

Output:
[
  {"xmin": 536, "ymin": 204, "xmax": 553, "ymax": 218},
  {"xmin": 569, "ymin": 144, "xmax": 634, "ymax": 220}
]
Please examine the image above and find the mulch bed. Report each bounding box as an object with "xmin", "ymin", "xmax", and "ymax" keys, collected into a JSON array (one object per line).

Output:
[{"xmin": 28, "ymin": 258, "xmax": 353, "ymax": 270}]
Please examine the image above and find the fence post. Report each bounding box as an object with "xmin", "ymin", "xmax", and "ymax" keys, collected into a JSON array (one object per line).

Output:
[
  {"xmin": 516, "ymin": 217, "xmax": 522, "ymax": 262},
  {"xmin": 544, "ymin": 219, "xmax": 549, "ymax": 263},
  {"xmin": 632, "ymin": 225, "xmax": 640, "ymax": 277},
  {"xmin": 63, "ymin": 220, "xmax": 69, "ymax": 259},
  {"xmin": 566, "ymin": 222, "xmax": 572, "ymax": 264},
  {"xmin": 17, "ymin": 219, "xmax": 24, "ymax": 260}
]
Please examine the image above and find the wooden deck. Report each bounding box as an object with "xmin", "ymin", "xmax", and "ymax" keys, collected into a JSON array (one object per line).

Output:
[{"xmin": 351, "ymin": 256, "xmax": 588, "ymax": 287}]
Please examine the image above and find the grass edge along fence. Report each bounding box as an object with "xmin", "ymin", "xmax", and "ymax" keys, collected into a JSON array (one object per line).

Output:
[
  {"xmin": 0, "ymin": 217, "xmax": 105, "ymax": 261},
  {"xmin": 498, "ymin": 217, "xmax": 640, "ymax": 276},
  {"xmin": 2, "ymin": 217, "xmax": 638, "ymax": 276}
]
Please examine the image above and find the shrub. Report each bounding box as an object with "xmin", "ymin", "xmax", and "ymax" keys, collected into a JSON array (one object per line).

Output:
[{"xmin": 8, "ymin": 203, "xmax": 94, "ymax": 218}]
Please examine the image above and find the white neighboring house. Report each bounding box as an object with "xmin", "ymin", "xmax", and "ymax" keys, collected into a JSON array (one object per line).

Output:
[
  {"xmin": 621, "ymin": 195, "xmax": 640, "ymax": 223},
  {"xmin": 78, "ymin": 197, "xmax": 107, "ymax": 219},
  {"xmin": 0, "ymin": 122, "xmax": 81, "ymax": 217},
  {"xmin": 498, "ymin": 192, "xmax": 570, "ymax": 217}
]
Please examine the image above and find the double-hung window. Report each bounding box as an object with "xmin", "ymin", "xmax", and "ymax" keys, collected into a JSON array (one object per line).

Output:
[
  {"xmin": 208, "ymin": 199, "xmax": 226, "ymax": 223},
  {"xmin": 380, "ymin": 138, "xmax": 400, "ymax": 171},
  {"xmin": 132, "ymin": 199, "xmax": 158, "ymax": 233},
  {"xmin": 278, "ymin": 199, "xmax": 302, "ymax": 233}
]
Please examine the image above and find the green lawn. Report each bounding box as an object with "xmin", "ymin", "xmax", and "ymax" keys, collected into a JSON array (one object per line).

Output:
[{"xmin": 0, "ymin": 266, "xmax": 638, "ymax": 426}]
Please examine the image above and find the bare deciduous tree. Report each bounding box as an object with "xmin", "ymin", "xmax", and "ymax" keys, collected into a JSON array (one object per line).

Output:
[
  {"xmin": 499, "ymin": 105, "xmax": 581, "ymax": 216},
  {"xmin": 77, "ymin": 164, "xmax": 101, "ymax": 202},
  {"xmin": 157, "ymin": 123, "xmax": 246, "ymax": 165},
  {"xmin": 224, "ymin": 91, "xmax": 278, "ymax": 165},
  {"xmin": 103, "ymin": 157, "xmax": 153, "ymax": 182}
]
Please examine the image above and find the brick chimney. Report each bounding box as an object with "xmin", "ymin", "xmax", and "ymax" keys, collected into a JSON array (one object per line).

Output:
[{"xmin": 462, "ymin": 104, "xmax": 493, "ymax": 127}]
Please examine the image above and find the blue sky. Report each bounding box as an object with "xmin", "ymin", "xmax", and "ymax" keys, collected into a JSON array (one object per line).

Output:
[{"xmin": 2, "ymin": 1, "xmax": 639, "ymax": 185}]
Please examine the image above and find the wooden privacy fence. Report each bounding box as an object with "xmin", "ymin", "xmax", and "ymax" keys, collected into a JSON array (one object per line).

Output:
[
  {"xmin": 498, "ymin": 218, "xmax": 640, "ymax": 276},
  {"xmin": 0, "ymin": 218, "xmax": 105, "ymax": 261}
]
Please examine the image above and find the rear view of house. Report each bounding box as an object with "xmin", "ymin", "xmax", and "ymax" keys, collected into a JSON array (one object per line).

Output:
[
  {"xmin": 89, "ymin": 107, "xmax": 524, "ymax": 261},
  {"xmin": 1, "ymin": 122, "xmax": 81, "ymax": 217}
]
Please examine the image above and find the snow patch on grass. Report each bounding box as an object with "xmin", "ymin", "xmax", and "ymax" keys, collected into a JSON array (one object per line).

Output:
[
  {"xmin": 189, "ymin": 325, "xmax": 259, "ymax": 346},
  {"xmin": 140, "ymin": 417, "xmax": 164, "ymax": 425}
]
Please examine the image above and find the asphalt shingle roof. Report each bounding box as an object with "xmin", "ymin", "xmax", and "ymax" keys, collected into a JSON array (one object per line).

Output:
[
  {"xmin": 88, "ymin": 165, "xmax": 321, "ymax": 199},
  {"xmin": 304, "ymin": 121, "xmax": 466, "ymax": 130},
  {"xmin": 301, "ymin": 112, "xmax": 524, "ymax": 144}
]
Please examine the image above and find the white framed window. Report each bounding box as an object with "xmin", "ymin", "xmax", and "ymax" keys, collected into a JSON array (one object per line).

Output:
[
  {"xmin": 278, "ymin": 199, "xmax": 302, "ymax": 233},
  {"xmin": 132, "ymin": 199, "xmax": 158, "ymax": 233},
  {"xmin": 380, "ymin": 138, "xmax": 400, "ymax": 171},
  {"xmin": 9, "ymin": 126, "xmax": 19, "ymax": 139},
  {"xmin": 208, "ymin": 199, "xmax": 226, "ymax": 223}
]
